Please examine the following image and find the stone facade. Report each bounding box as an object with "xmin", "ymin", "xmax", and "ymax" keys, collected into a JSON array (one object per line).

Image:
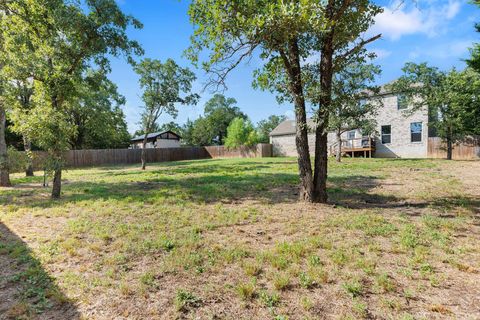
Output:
[
  {"xmin": 271, "ymin": 131, "xmax": 360, "ymax": 157},
  {"xmin": 374, "ymin": 94, "xmax": 429, "ymax": 158},
  {"xmin": 270, "ymin": 94, "xmax": 430, "ymax": 158}
]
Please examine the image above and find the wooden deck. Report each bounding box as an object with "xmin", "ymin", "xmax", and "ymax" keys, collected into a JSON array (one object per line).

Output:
[{"xmin": 330, "ymin": 137, "xmax": 375, "ymax": 158}]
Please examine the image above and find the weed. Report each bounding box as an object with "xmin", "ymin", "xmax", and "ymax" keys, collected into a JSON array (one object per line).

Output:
[
  {"xmin": 330, "ymin": 248, "xmax": 351, "ymax": 266},
  {"xmin": 308, "ymin": 255, "xmax": 322, "ymax": 267},
  {"xmin": 273, "ymin": 273, "xmax": 291, "ymax": 291},
  {"xmin": 399, "ymin": 224, "xmax": 421, "ymax": 249},
  {"xmin": 236, "ymin": 280, "xmax": 256, "ymax": 301},
  {"xmin": 351, "ymin": 299, "xmax": 368, "ymax": 318},
  {"xmin": 375, "ymin": 273, "xmax": 396, "ymax": 293},
  {"xmin": 299, "ymin": 272, "xmax": 315, "ymax": 289},
  {"xmin": 300, "ymin": 296, "xmax": 314, "ymax": 311},
  {"xmin": 139, "ymin": 271, "xmax": 156, "ymax": 289},
  {"xmin": 175, "ymin": 289, "xmax": 201, "ymax": 312},
  {"xmin": 242, "ymin": 260, "xmax": 262, "ymax": 277},
  {"xmin": 259, "ymin": 290, "xmax": 280, "ymax": 308},
  {"xmin": 342, "ymin": 280, "xmax": 363, "ymax": 298}
]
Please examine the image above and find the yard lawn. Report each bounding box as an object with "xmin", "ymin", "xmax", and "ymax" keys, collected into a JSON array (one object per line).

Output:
[{"xmin": 0, "ymin": 158, "xmax": 479, "ymax": 320}]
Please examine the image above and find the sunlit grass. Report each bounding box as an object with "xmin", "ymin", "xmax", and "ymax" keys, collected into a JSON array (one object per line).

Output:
[{"xmin": 1, "ymin": 157, "xmax": 479, "ymax": 318}]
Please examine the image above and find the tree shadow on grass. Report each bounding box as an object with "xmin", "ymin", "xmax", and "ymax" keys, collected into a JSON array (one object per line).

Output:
[
  {"xmin": 3, "ymin": 170, "xmax": 403, "ymax": 210},
  {"xmin": 0, "ymin": 223, "xmax": 80, "ymax": 320}
]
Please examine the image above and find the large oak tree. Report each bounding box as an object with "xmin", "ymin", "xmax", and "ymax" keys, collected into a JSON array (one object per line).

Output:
[{"xmin": 187, "ymin": 0, "xmax": 382, "ymax": 203}]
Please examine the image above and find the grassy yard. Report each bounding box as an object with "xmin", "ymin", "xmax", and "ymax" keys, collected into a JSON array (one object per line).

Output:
[{"xmin": 0, "ymin": 158, "xmax": 479, "ymax": 319}]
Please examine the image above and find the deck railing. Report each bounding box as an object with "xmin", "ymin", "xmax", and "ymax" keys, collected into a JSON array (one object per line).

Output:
[{"xmin": 329, "ymin": 137, "xmax": 375, "ymax": 156}]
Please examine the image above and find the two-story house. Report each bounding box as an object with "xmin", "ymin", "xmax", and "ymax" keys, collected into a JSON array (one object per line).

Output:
[{"xmin": 269, "ymin": 86, "xmax": 431, "ymax": 158}]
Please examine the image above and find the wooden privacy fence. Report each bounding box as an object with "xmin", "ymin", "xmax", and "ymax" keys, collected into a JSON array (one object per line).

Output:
[
  {"xmin": 427, "ymin": 137, "xmax": 480, "ymax": 160},
  {"xmin": 30, "ymin": 144, "xmax": 273, "ymax": 169}
]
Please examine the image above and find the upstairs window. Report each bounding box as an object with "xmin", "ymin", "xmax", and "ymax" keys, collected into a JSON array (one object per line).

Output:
[
  {"xmin": 381, "ymin": 125, "xmax": 391, "ymax": 144},
  {"xmin": 397, "ymin": 94, "xmax": 408, "ymax": 110},
  {"xmin": 347, "ymin": 130, "xmax": 356, "ymax": 140},
  {"xmin": 358, "ymin": 99, "xmax": 367, "ymax": 109},
  {"xmin": 410, "ymin": 122, "xmax": 422, "ymax": 142}
]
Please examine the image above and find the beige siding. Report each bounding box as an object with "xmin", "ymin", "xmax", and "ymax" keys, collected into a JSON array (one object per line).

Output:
[
  {"xmin": 131, "ymin": 139, "xmax": 181, "ymax": 149},
  {"xmin": 156, "ymin": 138, "xmax": 181, "ymax": 148}
]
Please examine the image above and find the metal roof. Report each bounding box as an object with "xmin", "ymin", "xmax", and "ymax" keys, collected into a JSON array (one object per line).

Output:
[{"xmin": 130, "ymin": 130, "xmax": 181, "ymax": 142}]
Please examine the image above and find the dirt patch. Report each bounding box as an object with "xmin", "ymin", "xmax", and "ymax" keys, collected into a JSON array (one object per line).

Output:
[{"xmin": 1, "ymin": 159, "xmax": 480, "ymax": 319}]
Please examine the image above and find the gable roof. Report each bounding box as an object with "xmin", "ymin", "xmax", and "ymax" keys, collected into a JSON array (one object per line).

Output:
[
  {"xmin": 269, "ymin": 119, "xmax": 316, "ymax": 137},
  {"xmin": 131, "ymin": 130, "xmax": 181, "ymax": 142}
]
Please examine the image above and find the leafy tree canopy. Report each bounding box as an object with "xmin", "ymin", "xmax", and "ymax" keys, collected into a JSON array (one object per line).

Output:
[
  {"xmin": 134, "ymin": 58, "xmax": 198, "ymax": 169},
  {"xmin": 257, "ymin": 114, "xmax": 286, "ymax": 143},
  {"xmin": 180, "ymin": 94, "xmax": 246, "ymax": 146},
  {"xmin": 0, "ymin": 0, "xmax": 143, "ymax": 197},
  {"xmin": 224, "ymin": 117, "xmax": 258, "ymax": 149}
]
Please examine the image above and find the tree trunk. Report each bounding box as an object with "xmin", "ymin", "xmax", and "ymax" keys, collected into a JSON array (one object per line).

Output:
[
  {"xmin": 0, "ymin": 105, "xmax": 11, "ymax": 187},
  {"xmin": 312, "ymin": 25, "xmax": 335, "ymax": 204},
  {"xmin": 51, "ymin": 168, "xmax": 62, "ymax": 199},
  {"xmin": 313, "ymin": 117, "xmax": 329, "ymax": 203},
  {"xmin": 282, "ymin": 39, "xmax": 314, "ymax": 202},
  {"xmin": 23, "ymin": 136, "xmax": 34, "ymax": 176},
  {"xmin": 141, "ymin": 133, "xmax": 148, "ymax": 170},
  {"xmin": 446, "ymin": 127, "xmax": 453, "ymax": 160},
  {"xmin": 336, "ymin": 131, "xmax": 342, "ymax": 163}
]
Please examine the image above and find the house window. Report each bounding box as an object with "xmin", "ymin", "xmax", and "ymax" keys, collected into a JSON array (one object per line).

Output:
[
  {"xmin": 410, "ymin": 122, "xmax": 422, "ymax": 142},
  {"xmin": 397, "ymin": 94, "xmax": 407, "ymax": 110},
  {"xmin": 381, "ymin": 125, "xmax": 391, "ymax": 144},
  {"xmin": 358, "ymin": 99, "xmax": 367, "ymax": 109},
  {"xmin": 347, "ymin": 130, "xmax": 356, "ymax": 140}
]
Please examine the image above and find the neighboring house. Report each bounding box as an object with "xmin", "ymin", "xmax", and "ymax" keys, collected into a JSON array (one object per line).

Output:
[
  {"xmin": 130, "ymin": 131, "xmax": 182, "ymax": 149},
  {"xmin": 270, "ymin": 86, "xmax": 431, "ymax": 158}
]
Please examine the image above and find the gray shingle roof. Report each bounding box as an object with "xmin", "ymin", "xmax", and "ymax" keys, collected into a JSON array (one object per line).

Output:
[{"xmin": 269, "ymin": 118, "xmax": 316, "ymax": 137}]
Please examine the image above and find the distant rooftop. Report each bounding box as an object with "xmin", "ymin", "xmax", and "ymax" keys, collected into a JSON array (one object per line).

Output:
[
  {"xmin": 131, "ymin": 130, "xmax": 181, "ymax": 142},
  {"xmin": 269, "ymin": 118, "xmax": 316, "ymax": 137}
]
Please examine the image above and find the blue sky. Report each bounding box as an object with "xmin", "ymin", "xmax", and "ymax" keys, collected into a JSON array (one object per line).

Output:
[{"xmin": 109, "ymin": 0, "xmax": 479, "ymax": 133}]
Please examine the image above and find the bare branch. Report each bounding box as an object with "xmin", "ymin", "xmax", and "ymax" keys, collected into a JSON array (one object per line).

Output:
[{"xmin": 334, "ymin": 34, "xmax": 381, "ymax": 66}]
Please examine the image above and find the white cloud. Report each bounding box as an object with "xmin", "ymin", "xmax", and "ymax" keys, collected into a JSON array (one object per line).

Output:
[
  {"xmin": 408, "ymin": 39, "xmax": 473, "ymax": 60},
  {"xmin": 371, "ymin": 0, "xmax": 462, "ymax": 41},
  {"xmin": 372, "ymin": 48, "xmax": 392, "ymax": 59},
  {"xmin": 446, "ymin": 1, "xmax": 461, "ymax": 19},
  {"xmin": 372, "ymin": 7, "xmax": 423, "ymax": 40}
]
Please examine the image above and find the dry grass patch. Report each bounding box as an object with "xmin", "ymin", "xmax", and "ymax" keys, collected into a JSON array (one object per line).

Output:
[{"xmin": 1, "ymin": 158, "xmax": 479, "ymax": 319}]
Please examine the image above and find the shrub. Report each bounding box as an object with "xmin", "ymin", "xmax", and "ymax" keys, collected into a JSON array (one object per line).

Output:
[{"xmin": 7, "ymin": 147, "xmax": 28, "ymax": 173}]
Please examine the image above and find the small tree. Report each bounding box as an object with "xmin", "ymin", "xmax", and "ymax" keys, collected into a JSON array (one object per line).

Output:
[
  {"xmin": 390, "ymin": 63, "xmax": 480, "ymax": 160},
  {"xmin": 1, "ymin": 0, "xmax": 143, "ymax": 198},
  {"xmin": 327, "ymin": 63, "xmax": 381, "ymax": 162},
  {"xmin": 134, "ymin": 58, "xmax": 198, "ymax": 170},
  {"xmin": 257, "ymin": 115, "xmax": 286, "ymax": 143},
  {"xmin": 224, "ymin": 117, "xmax": 258, "ymax": 149}
]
